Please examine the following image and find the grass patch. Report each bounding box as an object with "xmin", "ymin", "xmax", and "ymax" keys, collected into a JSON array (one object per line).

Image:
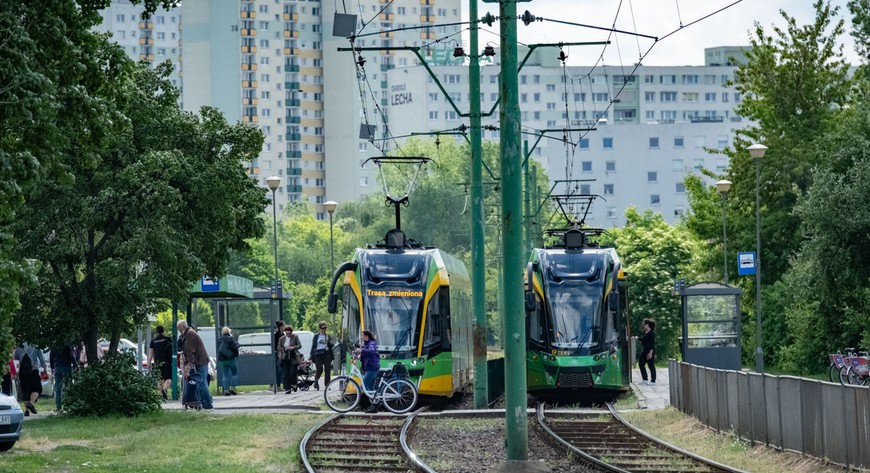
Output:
[
  {"xmin": 3, "ymin": 411, "xmax": 327, "ymax": 473},
  {"xmin": 620, "ymin": 407, "xmax": 847, "ymax": 473}
]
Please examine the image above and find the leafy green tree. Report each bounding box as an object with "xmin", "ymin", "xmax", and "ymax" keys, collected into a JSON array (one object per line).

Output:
[
  {"xmin": 11, "ymin": 62, "xmax": 267, "ymax": 362},
  {"xmin": 612, "ymin": 208, "xmax": 699, "ymax": 359},
  {"xmin": 778, "ymin": 101, "xmax": 870, "ymax": 372}
]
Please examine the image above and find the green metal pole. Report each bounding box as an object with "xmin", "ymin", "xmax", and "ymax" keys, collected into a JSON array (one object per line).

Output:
[
  {"xmin": 171, "ymin": 303, "xmax": 178, "ymax": 400},
  {"xmin": 523, "ymin": 140, "xmax": 531, "ymax": 255},
  {"xmin": 498, "ymin": 0, "xmax": 528, "ymax": 460},
  {"xmin": 469, "ymin": 0, "xmax": 488, "ymax": 409},
  {"xmin": 531, "ymin": 164, "xmax": 539, "ymax": 248}
]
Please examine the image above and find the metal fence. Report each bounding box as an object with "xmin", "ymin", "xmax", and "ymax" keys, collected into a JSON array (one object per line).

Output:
[{"xmin": 669, "ymin": 359, "xmax": 870, "ymax": 469}]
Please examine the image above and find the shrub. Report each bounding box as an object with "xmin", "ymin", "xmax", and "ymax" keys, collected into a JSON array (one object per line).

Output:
[{"xmin": 62, "ymin": 351, "xmax": 162, "ymax": 416}]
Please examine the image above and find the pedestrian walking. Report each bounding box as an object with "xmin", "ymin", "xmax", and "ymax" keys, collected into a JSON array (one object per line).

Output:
[
  {"xmin": 272, "ymin": 320, "xmax": 285, "ymax": 390},
  {"xmin": 49, "ymin": 343, "xmax": 77, "ymax": 411},
  {"xmin": 148, "ymin": 325, "xmax": 174, "ymax": 400},
  {"xmin": 177, "ymin": 320, "xmax": 213, "ymax": 409},
  {"xmin": 638, "ymin": 318, "xmax": 656, "ymax": 385},
  {"xmin": 309, "ymin": 321, "xmax": 335, "ymax": 391},
  {"xmin": 277, "ymin": 325, "xmax": 301, "ymax": 394},
  {"xmin": 14, "ymin": 342, "xmax": 45, "ymax": 416},
  {"xmin": 217, "ymin": 327, "xmax": 240, "ymax": 396}
]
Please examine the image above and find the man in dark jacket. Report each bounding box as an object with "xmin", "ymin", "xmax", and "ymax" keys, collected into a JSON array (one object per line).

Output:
[
  {"xmin": 50, "ymin": 344, "xmax": 77, "ymax": 411},
  {"xmin": 272, "ymin": 320, "xmax": 285, "ymax": 391},
  {"xmin": 638, "ymin": 318, "xmax": 656, "ymax": 385},
  {"xmin": 177, "ymin": 320, "xmax": 213, "ymax": 409},
  {"xmin": 148, "ymin": 325, "xmax": 173, "ymax": 400}
]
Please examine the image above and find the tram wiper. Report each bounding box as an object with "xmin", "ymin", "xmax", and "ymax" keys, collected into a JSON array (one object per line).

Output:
[{"xmin": 573, "ymin": 325, "xmax": 599, "ymax": 356}]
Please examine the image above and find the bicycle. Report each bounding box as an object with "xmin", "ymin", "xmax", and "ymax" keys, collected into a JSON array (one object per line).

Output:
[
  {"xmin": 323, "ymin": 357, "xmax": 418, "ymax": 414},
  {"xmin": 842, "ymin": 352, "xmax": 870, "ymax": 386},
  {"xmin": 828, "ymin": 348, "xmax": 854, "ymax": 384}
]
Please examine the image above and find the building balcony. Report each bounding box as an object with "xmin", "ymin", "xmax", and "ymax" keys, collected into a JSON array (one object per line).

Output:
[
  {"xmin": 242, "ymin": 98, "xmax": 259, "ymax": 105},
  {"xmin": 241, "ymin": 46, "xmax": 258, "ymax": 53},
  {"xmin": 283, "ymin": 12, "xmax": 299, "ymax": 21},
  {"xmin": 284, "ymin": 64, "xmax": 300, "ymax": 72},
  {"xmin": 241, "ymin": 80, "xmax": 259, "ymax": 88},
  {"xmin": 242, "ymin": 63, "xmax": 258, "ymax": 71},
  {"xmin": 420, "ymin": 0, "xmax": 434, "ymax": 4},
  {"xmin": 420, "ymin": 15, "xmax": 435, "ymax": 22},
  {"xmin": 242, "ymin": 115, "xmax": 259, "ymax": 124},
  {"xmin": 380, "ymin": 31, "xmax": 395, "ymax": 38},
  {"xmin": 287, "ymin": 133, "xmax": 302, "ymax": 141},
  {"xmin": 379, "ymin": 13, "xmax": 395, "ymax": 21},
  {"xmin": 286, "ymin": 116, "xmax": 301, "ymax": 124},
  {"xmin": 286, "ymin": 150, "xmax": 302, "ymax": 158},
  {"xmin": 380, "ymin": 64, "xmax": 395, "ymax": 72},
  {"xmin": 284, "ymin": 81, "xmax": 300, "ymax": 90},
  {"xmin": 248, "ymin": 166, "xmax": 260, "ymax": 176},
  {"xmin": 286, "ymin": 185, "xmax": 302, "ymax": 193},
  {"xmin": 283, "ymin": 47, "xmax": 299, "ymax": 55},
  {"xmin": 283, "ymin": 30, "xmax": 299, "ymax": 38},
  {"xmin": 241, "ymin": 28, "xmax": 257, "ymax": 36},
  {"xmin": 138, "ymin": 21, "xmax": 154, "ymax": 29},
  {"xmin": 138, "ymin": 54, "xmax": 155, "ymax": 62},
  {"xmin": 420, "ymin": 31, "xmax": 436, "ymax": 40},
  {"xmin": 286, "ymin": 167, "xmax": 302, "ymax": 176},
  {"xmin": 240, "ymin": 10, "xmax": 256, "ymax": 19},
  {"xmin": 286, "ymin": 98, "xmax": 301, "ymax": 106}
]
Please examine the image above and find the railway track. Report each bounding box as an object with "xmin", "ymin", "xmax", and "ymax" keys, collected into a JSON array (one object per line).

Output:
[
  {"xmin": 537, "ymin": 403, "xmax": 748, "ymax": 473},
  {"xmin": 301, "ymin": 411, "xmax": 428, "ymax": 473}
]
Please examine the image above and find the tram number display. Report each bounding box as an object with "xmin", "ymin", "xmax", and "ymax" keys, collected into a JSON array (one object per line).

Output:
[
  {"xmin": 366, "ymin": 289, "xmax": 423, "ymax": 298},
  {"xmin": 551, "ymin": 349, "xmax": 571, "ymax": 356}
]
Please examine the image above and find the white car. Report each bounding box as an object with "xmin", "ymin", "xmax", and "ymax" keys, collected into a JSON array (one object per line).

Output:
[{"xmin": 0, "ymin": 393, "xmax": 24, "ymax": 452}]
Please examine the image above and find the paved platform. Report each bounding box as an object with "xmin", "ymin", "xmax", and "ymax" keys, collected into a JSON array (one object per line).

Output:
[
  {"xmin": 630, "ymin": 367, "xmax": 670, "ymax": 410},
  {"xmin": 163, "ymin": 387, "xmax": 327, "ymax": 412}
]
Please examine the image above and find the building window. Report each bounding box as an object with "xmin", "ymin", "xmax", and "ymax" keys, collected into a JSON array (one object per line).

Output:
[
  {"xmin": 672, "ymin": 159, "xmax": 684, "ymax": 171},
  {"xmin": 579, "ymin": 139, "xmax": 589, "ymax": 149},
  {"xmin": 674, "ymin": 206, "xmax": 685, "ymax": 217},
  {"xmin": 649, "ymin": 137, "xmax": 659, "ymax": 148},
  {"xmin": 607, "ymin": 206, "xmax": 618, "ymax": 218},
  {"xmin": 593, "ymin": 93, "xmax": 609, "ymax": 102},
  {"xmin": 581, "ymin": 161, "xmax": 592, "ymax": 172},
  {"xmin": 661, "ymin": 110, "xmax": 677, "ymax": 121},
  {"xmin": 645, "ymin": 111, "xmax": 655, "ymax": 120},
  {"xmin": 660, "ymin": 91, "xmax": 677, "ymax": 102},
  {"xmin": 674, "ymin": 136, "xmax": 684, "ymax": 148},
  {"xmin": 360, "ymin": 177, "xmax": 369, "ymax": 186},
  {"xmin": 580, "ymin": 184, "xmax": 591, "ymax": 194},
  {"xmin": 644, "ymin": 92, "xmax": 655, "ymax": 102},
  {"xmin": 675, "ymin": 182, "xmax": 686, "ymax": 194},
  {"xmin": 604, "ymin": 184, "xmax": 614, "ymax": 195},
  {"xmin": 660, "ymin": 75, "xmax": 676, "ymax": 84},
  {"xmin": 650, "ymin": 194, "xmax": 661, "ymax": 205},
  {"xmin": 722, "ymin": 92, "xmax": 730, "ymax": 103},
  {"xmin": 682, "ymin": 74, "xmax": 699, "ymax": 84},
  {"xmin": 694, "ymin": 158, "xmax": 705, "ymax": 170},
  {"xmin": 644, "ymin": 75, "xmax": 654, "ymax": 83},
  {"xmin": 683, "ymin": 92, "xmax": 699, "ymax": 102},
  {"xmin": 429, "ymin": 111, "xmax": 438, "ymax": 119},
  {"xmin": 647, "ymin": 171, "xmax": 657, "ymax": 183},
  {"xmin": 704, "ymin": 92, "xmax": 717, "ymax": 102},
  {"xmin": 605, "ymin": 161, "xmax": 616, "ymax": 172},
  {"xmin": 603, "ymin": 138, "xmax": 613, "ymax": 149}
]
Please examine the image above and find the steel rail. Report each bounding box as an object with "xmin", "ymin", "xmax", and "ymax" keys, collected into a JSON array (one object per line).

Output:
[
  {"xmin": 399, "ymin": 406, "xmax": 436, "ymax": 473},
  {"xmin": 300, "ymin": 412, "xmax": 342, "ymax": 473}
]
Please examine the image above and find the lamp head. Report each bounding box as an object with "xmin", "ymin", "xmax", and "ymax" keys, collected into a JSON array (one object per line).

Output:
[
  {"xmin": 265, "ymin": 175, "xmax": 282, "ymax": 191},
  {"xmin": 324, "ymin": 200, "xmax": 338, "ymax": 214},
  {"xmin": 716, "ymin": 180, "xmax": 732, "ymax": 195},
  {"xmin": 747, "ymin": 143, "xmax": 768, "ymax": 160}
]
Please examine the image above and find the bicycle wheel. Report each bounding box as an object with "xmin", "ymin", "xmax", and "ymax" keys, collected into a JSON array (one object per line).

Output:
[
  {"xmin": 324, "ymin": 376, "xmax": 362, "ymax": 413},
  {"xmin": 381, "ymin": 378, "xmax": 417, "ymax": 414},
  {"xmin": 840, "ymin": 366, "xmax": 850, "ymax": 385},
  {"xmin": 828, "ymin": 363, "xmax": 840, "ymax": 383}
]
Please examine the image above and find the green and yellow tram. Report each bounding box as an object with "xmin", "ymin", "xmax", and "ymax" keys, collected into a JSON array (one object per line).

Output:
[
  {"xmin": 328, "ymin": 228, "xmax": 473, "ymax": 398},
  {"xmin": 524, "ymin": 227, "xmax": 631, "ymax": 402}
]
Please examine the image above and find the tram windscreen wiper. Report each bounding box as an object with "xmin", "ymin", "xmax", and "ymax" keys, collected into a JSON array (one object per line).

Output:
[{"xmin": 573, "ymin": 325, "xmax": 598, "ymax": 356}]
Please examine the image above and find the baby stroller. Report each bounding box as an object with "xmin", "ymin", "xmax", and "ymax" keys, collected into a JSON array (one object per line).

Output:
[
  {"xmin": 183, "ymin": 369, "xmax": 203, "ymax": 410},
  {"xmin": 297, "ymin": 360, "xmax": 314, "ymax": 391}
]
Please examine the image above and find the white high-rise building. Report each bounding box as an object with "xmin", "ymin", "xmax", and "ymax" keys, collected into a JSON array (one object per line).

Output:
[
  {"xmin": 384, "ymin": 46, "xmax": 749, "ymax": 225},
  {"xmin": 96, "ymin": 1, "xmax": 183, "ymax": 90}
]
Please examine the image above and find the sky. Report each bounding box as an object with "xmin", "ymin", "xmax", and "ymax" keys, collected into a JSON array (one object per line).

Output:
[{"xmin": 459, "ymin": 0, "xmax": 861, "ymax": 67}]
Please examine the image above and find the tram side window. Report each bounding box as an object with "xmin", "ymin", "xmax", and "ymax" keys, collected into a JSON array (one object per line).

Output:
[
  {"xmin": 344, "ymin": 290, "xmax": 361, "ymax": 346},
  {"xmin": 529, "ymin": 294, "xmax": 545, "ymax": 344},
  {"xmin": 423, "ymin": 288, "xmax": 444, "ymax": 349}
]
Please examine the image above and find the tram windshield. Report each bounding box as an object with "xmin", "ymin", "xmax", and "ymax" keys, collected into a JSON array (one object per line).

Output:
[
  {"xmin": 542, "ymin": 252, "xmax": 606, "ymax": 353},
  {"xmin": 363, "ymin": 288, "xmax": 423, "ymax": 358},
  {"xmin": 546, "ymin": 282, "xmax": 603, "ymax": 352}
]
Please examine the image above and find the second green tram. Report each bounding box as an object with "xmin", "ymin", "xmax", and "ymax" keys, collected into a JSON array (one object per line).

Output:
[
  {"xmin": 524, "ymin": 228, "xmax": 631, "ymax": 402},
  {"xmin": 328, "ymin": 229, "xmax": 473, "ymax": 398}
]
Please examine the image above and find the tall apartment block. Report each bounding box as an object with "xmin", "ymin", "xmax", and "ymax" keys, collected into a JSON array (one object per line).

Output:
[
  {"xmin": 97, "ymin": 1, "xmax": 182, "ymax": 90},
  {"xmin": 384, "ymin": 46, "xmax": 749, "ymax": 226}
]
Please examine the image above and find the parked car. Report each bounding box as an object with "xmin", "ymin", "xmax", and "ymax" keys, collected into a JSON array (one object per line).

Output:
[
  {"xmin": 0, "ymin": 393, "xmax": 24, "ymax": 452},
  {"xmin": 97, "ymin": 338, "xmax": 148, "ymax": 368}
]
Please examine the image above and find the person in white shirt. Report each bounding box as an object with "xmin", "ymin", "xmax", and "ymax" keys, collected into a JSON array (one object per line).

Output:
[{"xmin": 308, "ymin": 321, "xmax": 334, "ymax": 390}]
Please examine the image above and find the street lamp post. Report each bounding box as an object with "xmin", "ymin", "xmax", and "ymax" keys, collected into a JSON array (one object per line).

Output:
[
  {"xmin": 265, "ymin": 176, "xmax": 282, "ymax": 326},
  {"xmin": 715, "ymin": 180, "xmax": 732, "ymax": 285},
  {"xmin": 748, "ymin": 144, "xmax": 768, "ymax": 373},
  {"xmin": 324, "ymin": 200, "xmax": 338, "ymax": 335}
]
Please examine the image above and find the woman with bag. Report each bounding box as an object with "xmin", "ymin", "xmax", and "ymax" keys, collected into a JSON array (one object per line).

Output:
[
  {"xmin": 217, "ymin": 327, "xmax": 240, "ymax": 396},
  {"xmin": 277, "ymin": 326, "xmax": 302, "ymax": 394}
]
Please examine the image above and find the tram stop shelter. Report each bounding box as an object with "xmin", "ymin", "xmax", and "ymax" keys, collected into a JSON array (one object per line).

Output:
[
  {"xmin": 677, "ymin": 281, "xmax": 742, "ymax": 370},
  {"xmin": 184, "ymin": 275, "xmax": 288, "ymax": 393}
]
